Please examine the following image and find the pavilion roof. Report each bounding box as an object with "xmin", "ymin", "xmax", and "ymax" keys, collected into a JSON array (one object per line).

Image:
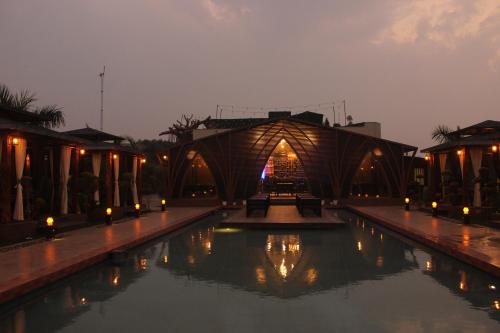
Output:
[
  {"xmin": 421, "ymin": 131, "xmax": 500, "ymax": 153},
  {"xmin": 449, "ymin": 120, "xmax": 500, "ymax": 136},
  {"xmin": 62, "ymin": 127, "xmax": 124, "ymax": 142},
  {"xmin": 0, "ymin": 104, "xmax": 50, "ymax": 123}
]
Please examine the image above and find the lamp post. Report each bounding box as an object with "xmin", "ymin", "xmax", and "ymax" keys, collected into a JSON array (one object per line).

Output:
[
  {"xmin": 463, "ymin": 206, "xmax": 470, "ymax": 224},
  {"xmin": 45, "ymin": 216, "xmax": 56, "ymax": 240},
  {"xmin": 105, "ymin": 208, "xmax": 113, "ymax": 225},
  {"xmin": 135, "ymin": 203, "xmax": 141, "ymax": 218},
  {"xmin": 404, "ymin": 197, "xmax": 410, "ymax": 211},
  {"xmin": 432, "ymin": 201, "xmax": 438, "ymax": 217},
  {"xmin": 161, "ymin": 199, "xmax": 166, "ymax": 211}
]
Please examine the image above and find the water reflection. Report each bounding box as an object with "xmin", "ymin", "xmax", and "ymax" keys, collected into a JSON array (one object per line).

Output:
[{"xmin": 0, "ymin": 211, "xmax": 499, "ymax": 333}]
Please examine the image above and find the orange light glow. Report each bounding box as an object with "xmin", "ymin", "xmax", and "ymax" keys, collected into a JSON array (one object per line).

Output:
[
  {"xmin": 457, "ymin": 150, "xmax": 463, "ymax": 156},
  {"xmin": 405, "ymin": 197, "xmax": 410, "ymax": 204},
  {"xmin": 135, "ymin": 203, "xmax": 140, "ymax": 210},
  {"xmin": 46, "ymin": 217, "xmax": 55, "ymax": 227},
  {"xmin": 463, "ymin": 207, "xmax": 470, "ymax": 215},
  {"xmin": 79, "ymin": 149, "xmax": 86, "ymax": 155},
  {"xmin": 141, "ymin": 158, "xmax": 146, "ymax": 164},
  {"xmin": 492, "ymin": 145, "xmax": 498, "ymax": 152},
  {"xmin": 424, "ymin": 155, "xmax": 430, "ymax": 161},
  {"xmin": 112, "ymin": 154, "xmax": 118, "ymax": 159},
  {"xmin": 106, "ymin": 208, "xmax": 112, "ymax": 215},
  {"xmin": 432, "ymin": 201, "xmax": 437, "ymax": 209},
  {"xmin": 162, "ymin": 155, "xmax": 168, "ymax": 160},
  {"xmin": 12, "ymin": 137, "xmax": 19, "ymax": 145}
]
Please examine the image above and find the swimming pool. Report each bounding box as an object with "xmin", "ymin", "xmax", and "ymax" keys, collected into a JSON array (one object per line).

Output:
[{"xmin": 1, "ymin": 210, "xmax": 499, "ymax": 332}]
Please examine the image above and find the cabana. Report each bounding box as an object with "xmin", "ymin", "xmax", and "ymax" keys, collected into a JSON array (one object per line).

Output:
[
  {"xmin": 421, "ymin": 120, "xmax": 500, "ymax": 211},
  {"xmin": 0, "ymin": 107, "xmax": 144, "ymax": 242}
]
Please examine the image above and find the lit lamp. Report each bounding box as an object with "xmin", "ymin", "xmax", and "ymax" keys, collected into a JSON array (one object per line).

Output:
[
  {"xmin": 463, "ymin": 206, "xmax": 470, "ymax": 224},
  {"xmin": 79, "ymin": 149, "xmax": 86, "ymax": 156},
  {"xmin": 141, "ymin": 158, "xmax": 146, "ymax": 164},
  {"xmin": 162, "ymin": 155, "xmax": 168, "ymax": 161},
  {"xmin": 113, "ymin": 154, "xmax": 118, "ymax": 160},
  {"xmin": 424, "ymin": 155, "xmax": 430, "ymax": 161},
  {"xmin": 135, "ymin": 203, "xmax": 141, "ymax": 218},
  {"xmin": 161, "ymin": 199, "xmax": 166, "ymax": 211},
  {"xmin": 404, "ymin": 197, "xmax": 410, "ymax": 211},
  {"xmin": 45, "ymin": 216, "xmax": 56, "ymax": 240},
  {"xmin": 12, "ymin": 137, "xmax": 19, "ymax": 145},
  {"xmin": 431, "ymin": 201, "xmax": 438, "ymax": 217},
  {"xmin": 493, "ymin": 145, "xmax": 498, "ymax": 153},
  {"xmin": 105, "ymin": 208, "xmax": 113, "ymax": 225}
]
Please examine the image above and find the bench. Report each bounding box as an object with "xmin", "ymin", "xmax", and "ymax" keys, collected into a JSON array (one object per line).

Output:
[
  {"xmin": 246, "ymin": 194, "xmax": 271, "ymax": 217},
  {"xmin": 296, "ymin": 194, "xmax": 322, "ymax": 217}
]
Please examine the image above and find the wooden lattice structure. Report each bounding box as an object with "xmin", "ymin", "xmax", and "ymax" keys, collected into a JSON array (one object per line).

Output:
[{"xmin": 163, "ymin": 117, "xmax": 417, "ymax": 202}]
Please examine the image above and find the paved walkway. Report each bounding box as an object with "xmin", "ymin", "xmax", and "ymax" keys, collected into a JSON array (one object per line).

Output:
[
  {"xmin": 223, "ymin": 206, "xmax": 345, "ymax": 228},
  {"xmin": 0, "ymin": 206, "xmax": 218, "ymax": 304},
  {"xmin": 349, "ymin": 205, "xmax": 500, "ymax": 278}
]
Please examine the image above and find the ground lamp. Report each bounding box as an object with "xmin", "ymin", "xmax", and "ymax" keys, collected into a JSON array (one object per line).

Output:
[
  {"xmin": 135, "ymin": 203, "xmax": 141, "ymax": 218},
  {"xmin": 404, "ymin": 197, "xmax": 410, "ymax": 211},
  {"xmin": 45, "ymin": 216, "xmax": 56, "ymax": 240},
  {"xmin": 105, "ymin": 208, "xmax": 113, "ymax": 225},
  {"xmin": 161, "ymin": 199, "xmax": 166, "ymax": 211},
  {"xmin": 432, "ymin": 201, "xmax": 438, "ymax": 217},
  {"xmin": 463, "ymin": 207, "xmax": 470, "ymax": 224}
]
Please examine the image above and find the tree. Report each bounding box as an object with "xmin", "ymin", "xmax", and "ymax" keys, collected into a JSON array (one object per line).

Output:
[
  {"xmin": 0, "ymin": 83, "xmax": 65, "ymax": 128},
  {"xmin": 159, "ymin": 114, "xmax": 211, "ymax": 142},
  {"xmin": 346, "ymin": 115, "xmax": 353, "ymax": 125},
  {"xmin": 431, "ymin": 124, "xmax": 453, "ymax": 144}
]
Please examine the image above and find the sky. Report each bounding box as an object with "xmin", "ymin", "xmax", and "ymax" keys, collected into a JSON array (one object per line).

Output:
[{"xmin": 1, "ymin": 0, "xmax": 499, "ymax": 150}]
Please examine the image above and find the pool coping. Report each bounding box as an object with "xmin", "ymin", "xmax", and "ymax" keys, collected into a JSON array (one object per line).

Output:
[
  {"xmin": 0, "ymin": 207, "xmax": 219, "ymax": 305},
  {"xmin": 347, "ymin": 205, "xmax": 500, "ymax": 279}
]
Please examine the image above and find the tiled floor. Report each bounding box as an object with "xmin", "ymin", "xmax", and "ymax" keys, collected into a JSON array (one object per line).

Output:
[
  {"xmin": 349, "ymin": 205, "xmax": 500, "ymax": 277},
  {"xmin": 0, "ymin": 206, "xmax": 218, "ymax": 304}
]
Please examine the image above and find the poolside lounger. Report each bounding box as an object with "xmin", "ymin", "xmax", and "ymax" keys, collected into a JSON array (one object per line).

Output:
[
  {"xmin": 246, "ymin": 194, "xmax": 271, "ymax": 217},
  {"xmin": 296, "ymin": 194, "xmax": 322, "ymax": 217}
]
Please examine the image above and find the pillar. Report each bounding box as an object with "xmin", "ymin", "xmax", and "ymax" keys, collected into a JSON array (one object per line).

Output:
[
  {"xmin": 0, "ymin": 136, "xmax": 12, "ymax": 223},
  {"xmin": 105, "ymin": 152, "xmax": 113, "ymax": 208}
]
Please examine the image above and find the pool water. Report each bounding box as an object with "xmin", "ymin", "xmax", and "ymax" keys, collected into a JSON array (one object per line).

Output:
[{"xmin": 1, "ymin": 210, "xmax": 500, "ymax": 333}]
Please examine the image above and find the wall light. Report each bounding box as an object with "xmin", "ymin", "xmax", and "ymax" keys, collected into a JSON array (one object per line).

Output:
[
  {"xmin": 493, "ymin": 145, "xmax": 498, "ymax": 153},
  {"xmin": 113, "ymin": 154, "xmax": 118, "ymax": 160},
  {"xmin": 80, "ymin": 149, "xmax": 86, "ymax": 155},
  {"xmin": 12, "ymin": 137, "xmax": 19, "ymax": 145}
]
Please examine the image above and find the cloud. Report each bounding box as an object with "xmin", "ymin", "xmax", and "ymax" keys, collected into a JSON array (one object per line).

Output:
[
  {"xmin": 201, "ymin": 0, "xmax": 251, "ymax": 22},
  {"xmin": 373, "ymin": 0, "xmax": 500, "ymax": 68}
]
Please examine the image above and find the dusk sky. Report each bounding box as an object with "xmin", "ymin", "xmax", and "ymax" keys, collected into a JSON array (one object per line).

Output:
[{"xmin": 1, "ymin": 0, "xmax": 499, "ymax": 150}]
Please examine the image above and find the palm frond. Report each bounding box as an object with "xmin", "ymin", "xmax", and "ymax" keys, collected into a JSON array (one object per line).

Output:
[
  {"xmin": 431, "ymin": 124, "xmax": 452, "ymax": 144},
  {"xmin": 33, "ymin": 105, "xmax": 65, "ymax": 128}
]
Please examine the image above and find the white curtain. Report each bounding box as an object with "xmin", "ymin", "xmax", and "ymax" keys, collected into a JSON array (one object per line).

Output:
[
  {"xmin": 13, "ymin": 138, "xmax": 27, "ymax": 221},
  {"xmin": 92, "ymin": 153, "xmax": 101, "ymax": 204},
  {"xmin": 439, "ymin": 153, "xmax": 447, "ymax": 199},
  {"xmin": 469, "ymin": 148, "xmax": 483, "ymax": 207},
  {"xmin": 60, "ymin": 146, "xmax": 72, "ymax": 215},
  {"xmin": 131, "ymin": 156, "xmax": 138, "ymax": 204},
  {"xmin": 114, "ymin": 154, "xmax": 120, "ymax": 207},
  {"xmin": 458, "ymin": 149, "xmax": 465, "ymax": 179}
]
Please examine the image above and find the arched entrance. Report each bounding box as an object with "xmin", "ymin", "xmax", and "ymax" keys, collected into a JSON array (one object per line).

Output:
[
  {"xmin": 180, "ymin": 152, "xmax": 217, "ymax": 199},
  {"xmin": 260, "ymin": 138, "xmax": 309, "ymax": 197}
]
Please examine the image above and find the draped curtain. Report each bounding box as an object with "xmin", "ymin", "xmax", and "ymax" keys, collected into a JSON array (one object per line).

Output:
[
  {"xmin": 13, "ymin": 138, "xmax": 27, "ymax": 221},
  {"xmin": 60, "ymin": 146, "xmax": 72, "ymax": 215},
  {"xmin": 113, "ymin": 155, "xmax": 120, "ymax": 207},
  {"xmin": 439, "ymin": 153, "xmax": 447, "ymax": 199},
  {"xmin": 131, "ymin": 156, "xmax": 138, "ymax": 204},
  {"xmin": 92, "ymin": 153, "xmax": 101, "ymax": 204},
  {"xmin": 458, "ymin": 149, "xmax": 465, "ymax": 179},
  {"xmin": 469, "ymin": 148, "xmax": 483, "ymax": 207}
]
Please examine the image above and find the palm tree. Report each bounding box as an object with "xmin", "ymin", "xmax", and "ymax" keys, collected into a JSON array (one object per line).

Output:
[
  {"xmin": 0, "ymin": 83, "xmax": 65, "ymax": 128},
  {"xmin": 431, "ymin": 124, "xmax": 452, "ymax": 144}
]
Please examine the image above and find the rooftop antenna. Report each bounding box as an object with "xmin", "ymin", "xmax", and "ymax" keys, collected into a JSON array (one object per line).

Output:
[
  {"xmin": 332, "ymin": 102, "xmax": 336, "ymax": 125},
  {"xmin": 343, "ymin": 100, "xmax": 347, "ymax": 126},
  {"xmin": 99, "ymin": 66, "xmax": 106, "ymax": 130}
]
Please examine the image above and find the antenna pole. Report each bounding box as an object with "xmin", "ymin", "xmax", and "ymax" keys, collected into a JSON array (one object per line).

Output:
[
  {"xmin": 343, "ymin": 100, "xmax": 346, "ymax": 126},
  {"xmin": 332, "ymin": 103, "xmax": 336, "ymax": 125},
  {"xmin": 99, "ymin": 66, "xmax": 106, "ymax": 130}
]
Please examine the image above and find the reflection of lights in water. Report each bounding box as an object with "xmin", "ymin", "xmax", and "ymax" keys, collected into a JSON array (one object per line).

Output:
[
  {"xmin": 140, "ymin": 258, "xmax": 148, "ymax": 270},
  {"xmin": 112, "ymin": 276, "xmax": 119, "ymax": 286},
  {"xmin": 357, "ymin": 241, "xmax": 362, "ymax": 251},
  {"xmin": 213, "ymin": 228, "xmax": 242, "ymax": 233},
  {"xmin": 256, "ymin": 267, "xmax": 266, "ymax": 284},
  {"xmin": 163, "ymin": 255, "xmax": 169, "ymax": 264},
  {"xmin": 426, "ymin": 261, "xmax": 433, "ymax": 271},
  {"xmin": 459, "ymin": 271, "xmax": 468, "ymax": 291},
  {"xmin": 288, "ymin": 243, "xmax": 300, "ymax": 253},
  {"xmin": 376, "ymin": 256, "xmax": 384, "ymax": 268},
  {"xmin": 380, "ymin": 234, "xmax": 383, "ymax": 241},
  {"xmin": 282, "ymin": 242, "xmax": 286, "ymax": 253},
  {"xmin": 305, "ymin": 268, "xmax": 318, "ymax": 285},
  {"xmin": 462, "ymin": 234, "xmax": 470, "ymax": 247},
  {"xmin": 279, "ymin": 258, "xmax": 288, "ymax": 279},
  {"xmin": 489, "ymin": 284, "xmax": 496, "ymax": 290},
  {"xmin": 493, "ymin": 300, "xmax": 500, "ymax": 310},
  {"xmin": 266, "ymin": 241, "xmax": 272, "ymax": 252},
  {"xmin": 205, "ymin": 241, "xmax": 211, "ymax": 251},
  {"xmin": 80, "ymin": 297, "xmax": 88, "ymax": 305},
  {"xmin": 187, "ymin": 255, "xmax": 195, "ymax": 265},
  {"xmin": 371, "ymin": 227, "xmax": 374, "ymax": 236}
]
